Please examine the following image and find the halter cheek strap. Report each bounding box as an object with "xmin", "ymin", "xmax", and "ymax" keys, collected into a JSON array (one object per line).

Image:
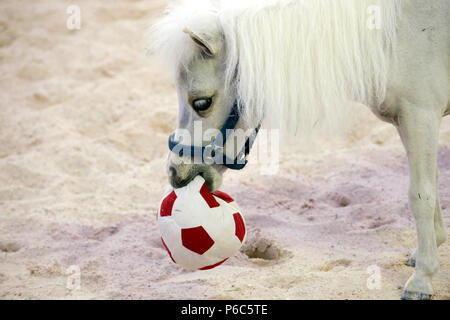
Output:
[{"xmin": 168, "ymin": 101, "xmax": 261, "ymax": 170}]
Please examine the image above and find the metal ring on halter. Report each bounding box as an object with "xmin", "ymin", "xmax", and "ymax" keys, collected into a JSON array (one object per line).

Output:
[
  {"xmin": 237, "ymin": 150, "xmax": 246, "ymax": 162},
  {"xmin": 203, "ymin": 143, "xmax": 224, "ymax": 164}
]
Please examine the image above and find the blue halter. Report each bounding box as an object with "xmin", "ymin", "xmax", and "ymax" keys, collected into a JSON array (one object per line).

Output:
[{"xmin": 168, "ymin": 101, "xmax": 260, "ymax": 170}]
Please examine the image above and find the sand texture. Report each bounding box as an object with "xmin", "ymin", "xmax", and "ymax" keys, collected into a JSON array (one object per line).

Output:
[{"xmin": 0, "ymin": 0, "xmax": 448, "ymax": 299}]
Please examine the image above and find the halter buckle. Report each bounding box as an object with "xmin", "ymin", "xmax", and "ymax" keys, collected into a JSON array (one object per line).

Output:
[
  {"xmin": 237, "ymin": 151, "xmax": 246, "ymax": 162},
  {"xmin": 203, "ymin": 143, "xmax": 223, "ymax": 165}
]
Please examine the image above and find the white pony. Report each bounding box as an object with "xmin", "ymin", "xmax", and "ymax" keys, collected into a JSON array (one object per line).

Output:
[{"xmin": 149, "ymin": 0, "xmax": 449, "ymax": 299}]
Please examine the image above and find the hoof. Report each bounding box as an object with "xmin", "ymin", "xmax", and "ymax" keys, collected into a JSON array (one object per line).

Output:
[
  {"xmin": 406, "ymin": 248, "xmax": 417, "ymax": 267},
  {"xmin": 401, "ymin": 290, "xmax": 432, "ymax": 300},
  {"xmin": 405, "ymin": 257, "xmax": 416, "ymax": 267}
]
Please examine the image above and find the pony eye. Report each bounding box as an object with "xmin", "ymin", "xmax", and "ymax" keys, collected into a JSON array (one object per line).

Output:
[{"xmin": 192, "ymin": 98, "xmax": 213, "ymax": 112}]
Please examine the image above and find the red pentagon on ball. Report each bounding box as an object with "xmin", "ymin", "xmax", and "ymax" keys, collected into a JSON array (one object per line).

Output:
[
  {"xmin": 160, "ymin": 191, "xmax": 177, "ymax": 217},
  {"xmin": 212, "ymin": 190, "xmax": 234, "ymax": 203},
  {"xmin": 199, "ymin": 183, "xmax": 220, "ymax": 208},
  {"xmin": 233, "ymin": 212, "xmax": 245, "ymax": 243},
  {"xmin": 199, "ymin": 258, "xmax": 229, "ymax": 270},
  {"xmin": 181, "ymin": 226, "xmax": 215, "ymax": 255},
  {"xmin": 161, "ymin": 237, "xmax": 176, "ymax": 263}
]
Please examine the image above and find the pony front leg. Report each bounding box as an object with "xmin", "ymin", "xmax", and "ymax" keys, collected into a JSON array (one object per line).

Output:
[
  {"xmin": 397, "ymin": 107, "xmax": 442, "ymax": 300},
  {"xmin": 407, "ymin": 170, "xmax": 448, "ymax": 268}
]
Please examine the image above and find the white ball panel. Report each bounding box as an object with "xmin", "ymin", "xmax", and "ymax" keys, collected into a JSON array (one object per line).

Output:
[{"xmin": 157, "ymin": 176, "xmax": 246, "ymax": 270}]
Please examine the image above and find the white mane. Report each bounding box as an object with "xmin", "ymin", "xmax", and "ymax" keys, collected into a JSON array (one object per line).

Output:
[{"xmin": 149, "ymin": 0, "xmax": 402, "ymax": 139}]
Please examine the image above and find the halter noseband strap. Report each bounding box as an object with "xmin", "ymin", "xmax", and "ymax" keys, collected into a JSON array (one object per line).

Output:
[{"xmin": 168, "ymin": 101, "xmax": 261, "ymax": 170}]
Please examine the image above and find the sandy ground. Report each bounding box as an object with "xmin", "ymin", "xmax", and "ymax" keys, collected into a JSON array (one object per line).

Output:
[{"xmin": 0, "ymin": 0, "xmax": 448, "ymax": 300}]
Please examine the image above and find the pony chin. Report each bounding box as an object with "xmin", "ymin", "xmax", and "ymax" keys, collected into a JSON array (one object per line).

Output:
[
  {"xmin": 200, "ymin": 164, "xmax": 224, "ymax": 191},
  {"xmin": 168, "ymin": 159, "xmax": 224, "ymax": 192}
]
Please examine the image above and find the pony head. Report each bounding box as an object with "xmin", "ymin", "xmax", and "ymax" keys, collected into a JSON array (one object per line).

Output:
[{"xmin": 149, "ymin": 3, "xmax": 242, "ymax": 191}]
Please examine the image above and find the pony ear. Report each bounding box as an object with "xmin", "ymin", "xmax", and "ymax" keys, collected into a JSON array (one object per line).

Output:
[{"xmin": 183, "ymin": 27, "xmax": 221, "ymax": 57}]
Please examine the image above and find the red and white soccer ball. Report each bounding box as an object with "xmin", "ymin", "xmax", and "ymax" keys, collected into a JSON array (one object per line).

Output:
[{"xmin": 157, "ymin": 176, "xmax": 246, "ymax": 270}]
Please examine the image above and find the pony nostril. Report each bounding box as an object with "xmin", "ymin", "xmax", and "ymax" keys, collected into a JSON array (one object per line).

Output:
[{"xmin": 169, "ymin": 166, "xmax": 177, "ymax": 178}]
